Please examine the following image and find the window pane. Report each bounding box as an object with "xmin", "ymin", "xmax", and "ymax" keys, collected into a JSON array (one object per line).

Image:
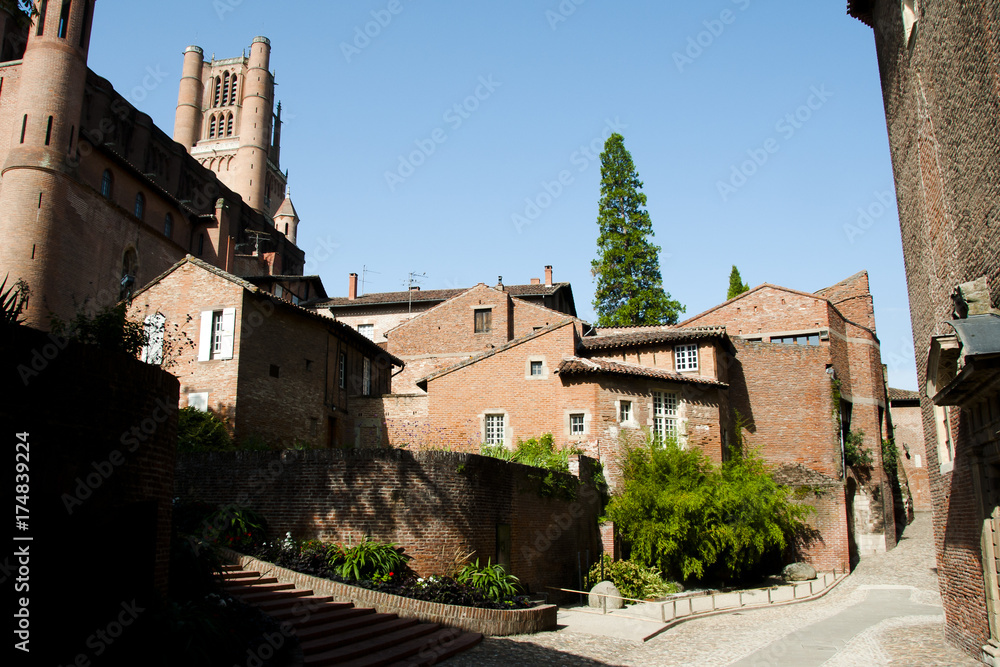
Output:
[{"xmin": 530, "ymin": 360, "xmax": 542, "ymax": 376}]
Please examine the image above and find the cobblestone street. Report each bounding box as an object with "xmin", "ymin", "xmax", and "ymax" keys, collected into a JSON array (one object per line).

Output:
[{"xmin": 445, "ymin": 513, "xmax": 984, "ymax": 666}]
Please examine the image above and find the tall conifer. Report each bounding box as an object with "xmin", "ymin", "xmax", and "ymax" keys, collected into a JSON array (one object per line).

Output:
[
  {"xmin": 591, "ymin": 134, "xmax": 683, "ymax": 326},
  {"xmin": 727, "ymin": 265, "xmax": 750, "ymax": 300}
]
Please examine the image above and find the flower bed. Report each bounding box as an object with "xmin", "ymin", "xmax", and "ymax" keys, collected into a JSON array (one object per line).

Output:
[{"xmin": 222, "ymin": 548, "xmax": 557, "ymax": 636}]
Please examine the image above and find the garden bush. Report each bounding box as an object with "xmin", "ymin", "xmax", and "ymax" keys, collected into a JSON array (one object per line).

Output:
[
  {"xmin": 456, "ymin": 558, "xmax": 521, "ymax": 602},
  {"xmin": 605, "ymin": 436, "xmax": 813, "ymax": 585},
  {"xmin": 178, "ymin": 406, "xmax": 233, "ymax": 453},
  {"xmin": 585, "ymin": 554, "xmax": 676, "ymax": 601}
]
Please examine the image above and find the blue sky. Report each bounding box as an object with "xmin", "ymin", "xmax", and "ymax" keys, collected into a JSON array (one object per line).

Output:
[{"xmin": 89, "ymin": 1, "xmax": 919, "ymax": 390}]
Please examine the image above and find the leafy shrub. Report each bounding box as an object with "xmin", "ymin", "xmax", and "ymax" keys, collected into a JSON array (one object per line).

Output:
[
  {"xmin": 844, "ymin": 429, "xmax": 873, "ymax": 468},
  {"xmin": 881, "ymin": 437, "xmax": 899, "ymax": 472},
  {"xmin": 456, "ymin": 558, "xmax": 521, "ymax": 602},
  {"xmin": 50, "ymin": 302, "xmax": 148, "ymax": 355},
  {"xmin": 178, "ymin": 407, "xmax": 232, "ymax": 453},
  {"xmin": 605, "ymin": 436, "xmax": 813, "ymax": 584},
  {"xmin": 586, "ymin": 554, "xmax": 676, "ymax": 600},
  {"xmin": 480, "ymin": 433, "xmax": 577, "ymax": 472},
  {"xmin": 336, "ymin": 537, "xmax": 411, "ymax": 581}
]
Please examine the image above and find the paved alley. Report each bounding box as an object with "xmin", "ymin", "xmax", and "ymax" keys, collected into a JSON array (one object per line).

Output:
[{"xmin": 445, "ymin": 512, "xmax": 984, "ymax": 666}]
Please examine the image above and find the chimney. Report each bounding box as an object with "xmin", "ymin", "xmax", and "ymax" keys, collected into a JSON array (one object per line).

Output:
[
  {"xmin": 530, "ymin": 278, "xmax": 540, "ymax": 285},
  {"xmin": 497, "ymin": 276, "xmax": 504, "ymax": 290},
  {"xmin": 545, "ymin": 265, "xmax": 553, "ymax": 286},
  {"xmin": 410, "ymin": 286, "xmax": 420, "ymax": 291},
  {"xmin": 348, "ymin": 273, "xmax": 358, "ymax": 300}
]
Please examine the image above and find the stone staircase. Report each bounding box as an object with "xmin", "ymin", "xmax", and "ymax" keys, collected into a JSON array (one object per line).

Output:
[{"xmin": 220, "ymin": 564, "xmax": 483, "ymax": 666}]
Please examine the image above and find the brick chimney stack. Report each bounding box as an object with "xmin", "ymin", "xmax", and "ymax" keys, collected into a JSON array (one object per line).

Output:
[
  {"xmin": 531, "ymin": 278, "xmax": 540, "ymax": 285},
  {"xmin": 545, "ymin": 265, "xmax": 553, "ymax": 286},
  {"xmin": 348, "ymin": 273, "xmax": 358, "ymax": 300}
]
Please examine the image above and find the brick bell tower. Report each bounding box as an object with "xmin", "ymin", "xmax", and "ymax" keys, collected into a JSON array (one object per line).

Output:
[
  {"xmin": 174, "ymin": 36, "xmax": 293, "ymax": 225},
  {"xmin": 0, "ymin": 0, "xmax": 97, "ymax": 327}
]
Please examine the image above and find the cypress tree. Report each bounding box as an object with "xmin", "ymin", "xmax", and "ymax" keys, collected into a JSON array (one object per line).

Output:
[
  {"xmin": 591, "ymin": 134, "xmax": 683, "ymax": 326},
  {"xmin": 727, "ymin": 265, "xmax": 750, "ymax": 300}
]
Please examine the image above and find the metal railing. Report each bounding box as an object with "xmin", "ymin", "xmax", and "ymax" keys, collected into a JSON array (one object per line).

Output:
[{"xmin": 548, "ymin": 568, "xmax": 845, "ymax": 624}]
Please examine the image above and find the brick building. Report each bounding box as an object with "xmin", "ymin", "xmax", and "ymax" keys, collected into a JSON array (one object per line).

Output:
[
  {"xmin": 0, "ymin": 3, "xmax": 303, "ymax": 329},
  {"xmin": 128, "ymin": 256, "xmax": 400, "ymax": 448},
  {"xmin": 848, "ymin": 1, "xmax": 1000, "ymax": 660},
  {"xmin": 682, "ymin": 271, "xmax": 896, "ymax": 560},
  {"xmin": 886, "ymin": 387, "xmax": 931, "ymax": 513},
  {"xmin": 316, "ymin": 265, "xmax": 576, "ymax": 344}
]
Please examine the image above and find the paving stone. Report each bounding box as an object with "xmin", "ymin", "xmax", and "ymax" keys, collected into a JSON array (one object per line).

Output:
[{"xmin": 443, "ymin": 512, "xmax": 985, "ymax": 666}]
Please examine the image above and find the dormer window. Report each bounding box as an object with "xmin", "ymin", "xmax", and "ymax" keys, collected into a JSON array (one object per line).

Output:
[{"xmin": 675, "ymin": 344, "xmax": 698, "ymax": 371}]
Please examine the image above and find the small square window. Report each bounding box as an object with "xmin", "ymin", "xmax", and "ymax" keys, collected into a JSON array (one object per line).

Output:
[
  {"xmin": 570, "ymin": 413, "xmax": 585, "ymax": 435},
  {"xmin": 530, "ymin": 360, "xmax": 543, "ymax": 376},
  {"xmin": 357, "ymin": 323, "xmax": 374, "ymax": 340},
  {"xmin": 475, "ymin": 308, "xmax": 492, "ymax": 333},
  {"xmin": 619, "ymin": 400, "xmax": 632, "ymax": 423},
  {"xmin": 675, "ymin": 344, "xmax": 698, "ymax": 371}
]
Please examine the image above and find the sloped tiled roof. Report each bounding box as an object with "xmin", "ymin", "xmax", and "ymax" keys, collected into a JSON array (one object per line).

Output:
[
  {"xmin": 888, "ymin": 387, "xmax": 920, "ymax": 403},
  {"xmin": 317, "ymin": 282, "xmax": 573, "ymax": 309},
  {"xmin": 557, "ymin": 357, "xmax": 728, "ymax": 388},
  {"xmin": 580, "ymin": 326, "xmax": 728, "ymax": 351},
  {"xmin": 132, "ymin": 256, "xmax": 401, "ymax": 366},
  {"xmin": 770, "ymin": 463, "xmax": 841, "ymax": 488}
]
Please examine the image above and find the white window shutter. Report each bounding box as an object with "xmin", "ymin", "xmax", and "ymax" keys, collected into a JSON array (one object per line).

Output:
[
  {"xmin": 198, "ymin": 311, "xmax": 213, "ymax": 361},
  {"xmin": 142, "ymin": 313, "xmax": 165, "ymax": 365},
  {"xmin": 219, "ymin": 307, "xmax": 236, "ymax": 360}
]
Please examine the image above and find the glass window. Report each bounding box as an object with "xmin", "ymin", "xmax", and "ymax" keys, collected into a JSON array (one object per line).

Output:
[
  {"xmin": 653, "ymin": 391, "xmax": 678, "ymax": 441},
  {"xmin": 530, "ymin": 360, "xmax": 543, "ymax": 376},
  {"xmin": 133, "ymin": 192, "xmax": 144, "ymax": 220},
  {"xmin": 164, "ymin": 214, "xmax": 173, "ymax": 239},
  {"xmin": 570, "ymin": 413, "xmax": 585, "ymax": 435},
  {"xmin": 675, "ymin": 344, "xmax": 698, "ymax": 371},
  {"xmin": 100, "ymin": 169, "xmax": 113, "ymax": 198},
  {"xmin": 619, "ymin": 400, "xmax": 632, "ymax": 423},
  {"xmin": 357, "ymin": 324, "xmax": 374, "ymax": 340},
  {"xmin": 485, "ymin": 414, "xmax": 505, "ymax": 445}
]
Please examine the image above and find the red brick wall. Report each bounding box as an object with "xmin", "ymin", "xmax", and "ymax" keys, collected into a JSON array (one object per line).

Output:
[
  {"xmin": 174, "ymin": 449, "xmax": 603, "ymax": 596},
  {"xmin": 891, "ymin": 404, "xmax": 931, "ymax": 512},
  {"xmin": 795, "ymin": 486, "xmax": 850, "ymax": 573},
  {"xmin": 863, "ymin": 1, "xmax": 1000, "ymax": 656}
]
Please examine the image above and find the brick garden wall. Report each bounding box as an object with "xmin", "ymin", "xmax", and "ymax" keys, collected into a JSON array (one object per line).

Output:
[{"xmin": 174, "ymin": 449, "xmax": 603, "ymax": 596}]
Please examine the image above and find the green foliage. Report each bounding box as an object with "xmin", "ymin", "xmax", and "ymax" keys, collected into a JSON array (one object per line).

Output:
[
  {"xmin": 50, "ymin": 302, "xmax": 148, "ymax": 356},
  {"xmin": 727, "ymin": 265, "xmax": 750, "ymax": 301},
  {"xmin": 586, "ymin": 554, "xmax": 677, "ymax": 601},
  {"xmin": 456, "ymin": 558, "xmax": 521, "ymax": 602},
  {"xmin": 881, "ymin": 438, "xmax": 899, "ymax": 473},
  {"xmin": 0, "ymin": 275, "xmax": 29, "ymax": 325},
  {"xmin": 218, "ymin": 506, "xmax": 268, "ymax": 550},
  {"xmin": 336, "ymin": 537, "xmax": 411, "ymax": 581},
  {"xmin": 605, "ymin": 437, "xmax": 812, "ymax": 583},
  {"xmin": 177, "ymin": 407, "xmax": 233, "ymax": 453},
  {"xmin": 844, "ymin": 429, "xmax": 873, "ymax": 468},
  {"xmin": 591, "ymin": 133, "xmax": 684, "ymax": 326},
  {"xmin": 480, "ymin": 433, "xmax": 574, "ymax": 472}
]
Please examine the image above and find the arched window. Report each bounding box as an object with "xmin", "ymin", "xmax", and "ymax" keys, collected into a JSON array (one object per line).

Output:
[
  {"xmin": 213, "ymin": 77, "xmax": 221, "ymax": 107},
  {"xmin": 222, "ymin": 71, "xmax": 230, "ymax": 106},
  {"xmin": 209, "ymin": 115, "xmax": 216, "ymax": 139},
  {"xmin": 229, "ymin": 74, "xmax": 238, "ymax": 105},
  {"xmin": 164, "ymin": 213, "xmax": 173, "ymax": 240},
  {"xmin": 226, "ymin": 113, "xmax": 233, "ymax": 137},
  {"xmin": 120, "ymin": 247, "xmax": 138, "ymax": 300},
  {"xmin": 100, "ymin": 169, "xmax": 113, "ymax": 198},
  {"xmin": 133, "ymin": 192, "xmax": 145, "ymax": 220}
]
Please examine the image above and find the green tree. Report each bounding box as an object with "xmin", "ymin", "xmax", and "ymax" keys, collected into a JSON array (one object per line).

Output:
[
  {"xmin": 727, "ymin": 265, "xmax": 750, "ymax": 300},
  {"xmin": 591, "ymin": 134, "xmax": 683, "ymax": 326},
  {"xmin": 605, "ymin": 436, "xmax": 812, "ymax": 583}
]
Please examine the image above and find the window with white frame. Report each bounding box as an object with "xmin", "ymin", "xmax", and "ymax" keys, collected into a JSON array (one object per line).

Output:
[
  {"xmin": 619, "ymin": 400, "xmax": 632, "ymax": 424},
  {"xmin": 357, "ymin": 323, "xmax": 374, "ymax": 340},
  {"xmin": 653, "ymin": 390, "xmax": 678, "ymax": 441},
  {"xmin": 530, "ymin": 360, "xmax": 543, "ymax": 376},
  {"xmin": 570, "ymin": 413, "xmax": 585, "ymax": 435},
  {"xmin": 484, "ymin": 414, "xmax": 505, "ymax": 445},
  {"xmin": 140, "ymin": 312, "xmax": 166, "ymax": 365},
  {"xmin": 675, "ymin": 344, "xmax": 698, "ymax": 371},
  {"xmin": 198, "ymin": 308, "xmax": 235, "ymax": 361}
]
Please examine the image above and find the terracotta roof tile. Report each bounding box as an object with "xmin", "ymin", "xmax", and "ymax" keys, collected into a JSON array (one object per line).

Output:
[
  {"xmin": 888, "ymin": 387, "xmax": 920, "ymax": 402},
  {"xmin": 557, "ymin": 356, "xmax": 728, "ymax": 387},
  {"xmin": 580, "ymin": 326, "xmax": 728, "ymax": 351},
  {"xmin": 317, "ymin": 282, "xmax": 572, "ymax": 308}
]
